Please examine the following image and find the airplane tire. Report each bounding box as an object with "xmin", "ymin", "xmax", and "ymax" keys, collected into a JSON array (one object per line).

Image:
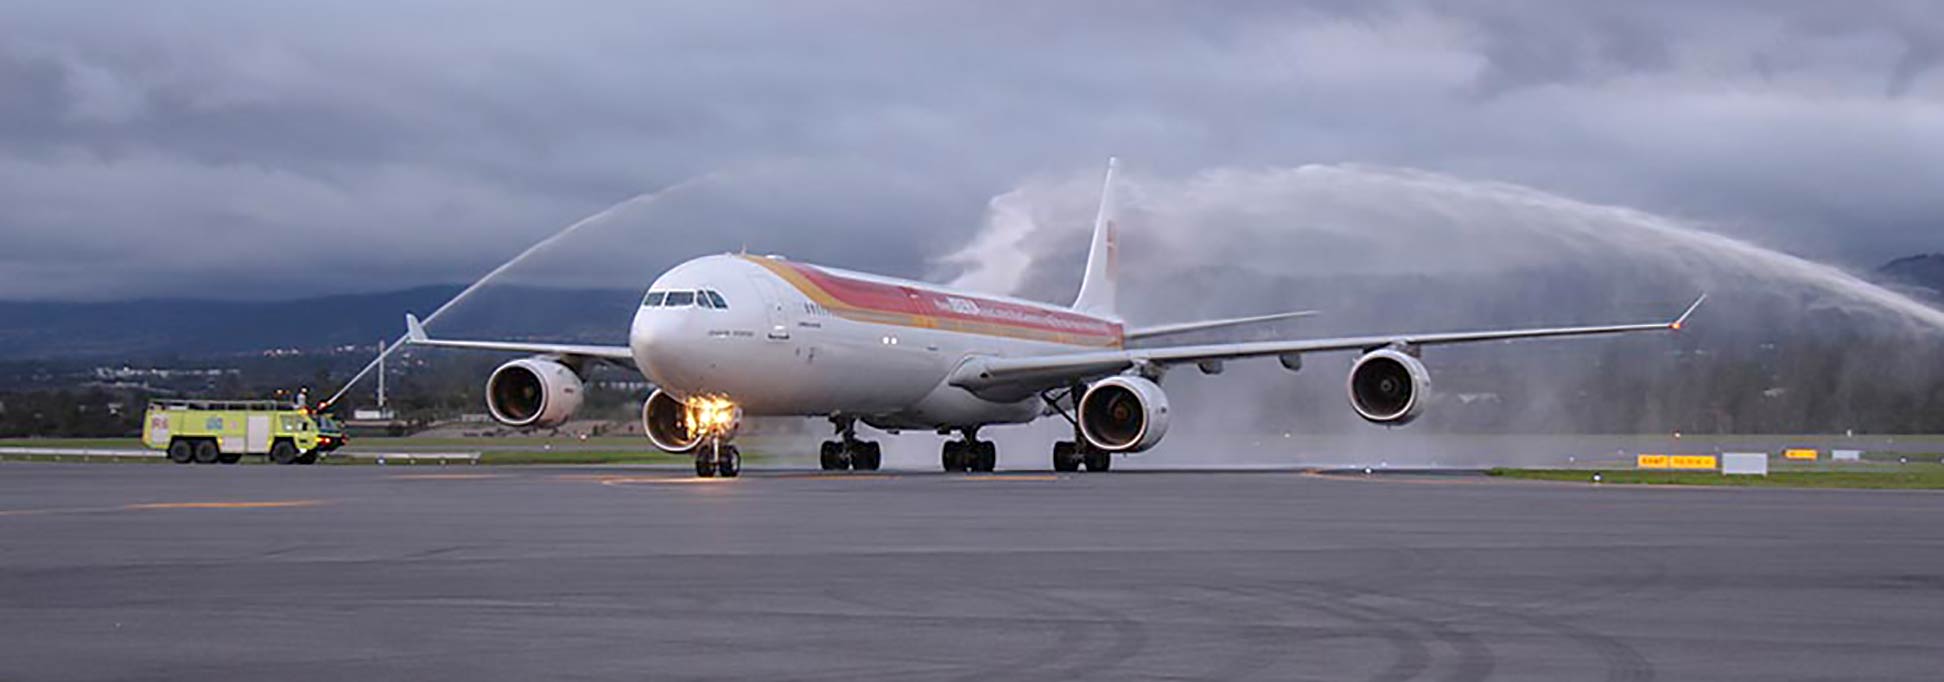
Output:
[
  {"xmin": 192, "ymin": 440, "xmax": 221, "ymax": 464},
  {"xmin": 694, "ymin": 455, "xmax": 716, "ymax": 477},
  {"xmin": 862, "ymin": 441, "xmax": 882, "ymax": 471},
  {"xmin": 1083, "ymin": 449, "xmax": 1112, "ymax": 472},
  {"xmin": 717, "ymin": 446, "xmax": 741, "ymax": 477},
  {"xmin": 1052, "ymin": 441, "xmax": 1080, "ymax": 472},
  {"xmin": 268, "ymin": 440, "xmax": 298, "ymax": 465},
  {"xmin": 940, "ymin": 441, "xmax": 963, "ymax": 472},
  {"xmin": 974, "ymin": 441, "xmax": 996, "ymax": 472},
  {"xmin": 819, "ymin": 441, "xmax": 841, "ymax": 471},
  {"xmin": 167, "ymin": 439, "xmax": 195, "ymax": 464}
]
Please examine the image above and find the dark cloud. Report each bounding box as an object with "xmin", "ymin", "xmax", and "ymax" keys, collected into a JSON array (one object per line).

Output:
[{"xmin": 0, "ymin": 0, "xmax": 1937, "ymax": 300}]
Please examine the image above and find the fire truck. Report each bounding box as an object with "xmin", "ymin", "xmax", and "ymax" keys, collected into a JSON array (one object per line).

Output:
[{"xmin": 142, "ymin": 399, "xmax": 347, "ymax": 465}]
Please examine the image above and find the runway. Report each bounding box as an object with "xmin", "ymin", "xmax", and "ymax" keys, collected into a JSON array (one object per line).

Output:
[{"xmin": 2, "ymin": 463, "xmax": 1940, "ymax": 680}]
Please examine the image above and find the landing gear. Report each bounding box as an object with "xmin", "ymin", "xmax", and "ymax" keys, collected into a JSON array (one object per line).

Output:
[
  {"xmin": 1052, "ymin": 441, "xmax": 1081, "ymax": 472},
  {"xmin": 695, "ymin": 440, "xmax": 741, "ymax": 478},
  {"xmin": 941, "ymin": 430, "xmax": 996, "ymax": 473},
  {"xmin": 819, "ymin": 417, "xmax": 880, "ymax": 471},
  {"xmin": 1083, "ymin": 448, "xmax": 1113, "ymax": 472},
  {"xmin": 1043, "ymin": 384, "xmax": 1113, "ymax": 473}
]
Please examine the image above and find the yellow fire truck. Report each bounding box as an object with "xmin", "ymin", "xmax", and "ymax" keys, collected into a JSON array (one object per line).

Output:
[{"xmin": 142, "ymin": 399, "xmax": 347, "ymax": 465}]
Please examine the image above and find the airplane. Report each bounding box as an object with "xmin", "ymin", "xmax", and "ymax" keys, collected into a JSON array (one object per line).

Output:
[{"xmin": 403, "ymin": 159, "xmax": 1705, "ymax": 477}]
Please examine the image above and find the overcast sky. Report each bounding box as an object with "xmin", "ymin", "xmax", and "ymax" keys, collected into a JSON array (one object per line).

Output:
[{"xmin": 1, "ymin": 0, "xmax": 1939, "ymax": 301}]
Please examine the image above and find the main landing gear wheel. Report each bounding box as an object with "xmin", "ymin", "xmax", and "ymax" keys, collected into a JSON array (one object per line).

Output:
[
  {"xmin": 1083, "ymin": 449, "xmax": 1113, "ymax": 472},
  {"xmin": 269, "ymin": 440, "xmax": 299, "ymax": 465},
  {"xmin": 192, "ymin": 440, "xmax": 221, "ymax": 465},
  {"xmin": 942, "ymin": 439, "xmax": 996, "ymax": 472},
  {"xmin": 1052, "ymin": 441, "xmax": 1081, "ymax": 472},
  {"xmin": 820, "ymin": 417, "xmax": 879, "ymax": 472},
  {"xmin": 167, "ymin": 439, "xmax": 194, "ymax": 464}
]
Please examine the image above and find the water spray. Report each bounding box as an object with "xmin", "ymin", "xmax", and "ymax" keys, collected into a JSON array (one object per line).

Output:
[{"xmin": 320, "ymin": 172, "xmax": 722, "ymax": 409}]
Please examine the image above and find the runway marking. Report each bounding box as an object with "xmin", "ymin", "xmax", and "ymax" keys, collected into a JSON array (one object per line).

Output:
[
  {"xmin": 0, "ymin": 499, "xmax": 328, "ymax": 517},
  {"xmin": 389, "ymin": 474, "xmax": 508, "ymax": 480},
  {"xmin": 123, "ymin": 500, "xmax": 327, "ymax": 510},
  {"xmin": 598, "ymin": 476, "xmax": 738, "ymax": 487},
  {"xmin": 955, "ymin": 475, "xmax": 1064, "ymax": 482}
]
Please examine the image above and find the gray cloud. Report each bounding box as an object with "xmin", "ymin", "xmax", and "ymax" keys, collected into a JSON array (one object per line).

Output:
[{"xmin": 0, "ymin": 0, "xmax": 1938, "ymax": 300}]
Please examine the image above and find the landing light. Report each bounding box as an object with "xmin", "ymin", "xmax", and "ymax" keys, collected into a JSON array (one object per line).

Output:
[{"xmin": 684, "ymin": 396, "xmax": 742, "ymax": 440}]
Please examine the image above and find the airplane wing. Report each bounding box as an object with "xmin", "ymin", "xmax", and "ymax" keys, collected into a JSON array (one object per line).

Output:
[
  {"xmin": 951, "ymin": 295, "xmax": 1705, "ymax": 399},
  {"xmin": 403, "ymin": 314, "xmax": 635, "ymax": 362},
  {"xmin": 1125, "ymin": 309, "xmax": 1319, "ymax": 341}
]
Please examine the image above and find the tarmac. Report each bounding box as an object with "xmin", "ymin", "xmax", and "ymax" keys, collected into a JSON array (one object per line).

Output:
[{"xmin": 2, "ymin": 462, "xmax": 1941, "ymax": 680}]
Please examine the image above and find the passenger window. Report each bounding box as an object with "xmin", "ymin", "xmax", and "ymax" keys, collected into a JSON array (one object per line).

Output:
[
  {"xmin": 643, "ymin": 291, "xmax": 666, "ymax": 307},
  {"xmin": 706, "ymin": 290, "xmax": 728, "ymax": 309},
  {"xmin": 664, "ymin": 291, "xmax": 695, "ymax": 307}
]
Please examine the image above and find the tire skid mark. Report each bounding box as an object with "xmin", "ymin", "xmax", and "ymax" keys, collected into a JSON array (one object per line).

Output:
[
  {"xmin": 947, "ymin": 586, "xmax": 1100, "ymax": 682},
  {"xmin": 1237, "ymin": 583, "xmax": 1433, "ymax": 682},
  {"xmin": 1022, "ymin": 586, "xmax": 1152, "ymax": 680}
]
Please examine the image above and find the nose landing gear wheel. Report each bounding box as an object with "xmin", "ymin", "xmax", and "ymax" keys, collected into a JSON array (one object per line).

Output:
[{"xmin": 716, "ymin": 445, "xmax": 741, "ymax": 477}]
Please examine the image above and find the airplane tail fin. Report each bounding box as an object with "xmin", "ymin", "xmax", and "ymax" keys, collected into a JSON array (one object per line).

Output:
[{"xmin": 1072, "ymin": 157, "xmax": 1119, "ymax": 317}]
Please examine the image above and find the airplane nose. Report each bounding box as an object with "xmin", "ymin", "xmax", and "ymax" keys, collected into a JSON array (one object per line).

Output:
[{"xmin": 630, "ymin": 306, "xmax": 704, "ymax": 388}]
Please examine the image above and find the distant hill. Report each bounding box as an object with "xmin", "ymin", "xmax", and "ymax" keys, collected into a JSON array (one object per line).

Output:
[
  {"xmin": 0, "ymin": 285, "xmax": 640, "ymax": 361},
  {"xmin": 1875, "ymin": 254, "xmax": 1944, "ymax": 301}
]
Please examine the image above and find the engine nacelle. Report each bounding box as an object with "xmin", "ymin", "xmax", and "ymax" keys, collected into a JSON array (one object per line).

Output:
[
  {"xmin": 1347, "ymin": 348, "xmax": 1431, "ymax": 425},
  {"xmin": 486, "ymin": 357, "xmax": 585, "ymax": 428},
  {"xmin": 641, "ymin": 389, "xmax": 707, "ymax": 453},
  {"xmin": 1079, "ymin": 375, "xmax": 1171, "ymax": 453}
]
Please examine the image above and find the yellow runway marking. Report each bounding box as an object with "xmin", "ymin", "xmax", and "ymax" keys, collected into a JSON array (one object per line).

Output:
[
  {"xmin": 598, "ymin": 477, "xmax": 738, "ymax": 486},
  {"xmin": 123, "ymin": 500, "xmax": 326, "ymax": 510},
  {"xmin": 955, "ymin": 475, "xmax": 1063, "ymax": 481},
  {"xmin": 0, "ymin": 499, "xmax": 327, "ymax": 517},
  {"xmin": 389, "ymin": 474, "xmax": 507, "ymax": 480}
]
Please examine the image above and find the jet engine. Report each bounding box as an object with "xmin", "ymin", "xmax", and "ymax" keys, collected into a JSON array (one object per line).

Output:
[
  {"xmin": 485, "ymin": 357, "xmax": 585, "ymax": 428},
  {"xmin": 1347, "ymin": 348, "xmax": 1430, "ymax": 425},
  {"xmin": 1079, "ymin": 375, "xmax": 1171, "ymax": 452},
  {"xmin": 642, "ymin": 388, "xmax": 726, "ymax": 454}
]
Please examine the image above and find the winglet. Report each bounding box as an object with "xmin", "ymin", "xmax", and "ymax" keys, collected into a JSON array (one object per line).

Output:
[
  {"xmin": 404, "ymin": 313, "xmax": 429, "ymax": 343},
  {"xmin": 1670, "ymin": 294, "xmax": 1706, "ymax": 331}
]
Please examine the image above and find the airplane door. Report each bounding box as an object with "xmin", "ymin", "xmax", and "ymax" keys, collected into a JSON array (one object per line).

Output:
[{"xmin": 747, "ymin": 275, "xmax": 792, "ymax": 341}]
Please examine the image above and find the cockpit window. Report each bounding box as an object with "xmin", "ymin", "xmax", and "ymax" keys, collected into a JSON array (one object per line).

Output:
[
  {"xmin": 705, "ymin": 290, "xmax": 728, "ymax": 309},
  {"xmin": 663, "ymin": 291, "xmax": 696, "ymax": 307},
  {"xmin": 694, "ymin": 289, "xmax": 715, "ymax": 309},
  {"xmin": 642, "ymin": 291, "xmax": 666, "ymax": 307}
]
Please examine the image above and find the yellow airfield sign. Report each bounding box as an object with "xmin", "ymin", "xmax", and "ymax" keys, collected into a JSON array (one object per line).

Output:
[
  {"xmin": 1637, "ymin": 454, "xmax": 1718, "ymax": 470},
  {"xmin": 1783, "ymin": 449, "xmax": 1819, "ymax": 461}
]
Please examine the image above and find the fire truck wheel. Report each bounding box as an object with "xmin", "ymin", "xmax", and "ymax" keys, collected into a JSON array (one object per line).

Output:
[
  {"xmin": 167, "ymin": 440, "xmax": 194, "ymax": 464},
  {"xmin": 192, "ymin": 440, "xmax": 221, "ymax": 464},
  {"xmin": 269, "ymin": 440, "xmax": 299, "ymax": 465}
]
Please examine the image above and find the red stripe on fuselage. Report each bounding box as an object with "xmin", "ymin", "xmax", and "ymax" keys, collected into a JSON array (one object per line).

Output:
[{"xmin": 744, "ymin": 256, "xmax": 1123, "ymax": 347}]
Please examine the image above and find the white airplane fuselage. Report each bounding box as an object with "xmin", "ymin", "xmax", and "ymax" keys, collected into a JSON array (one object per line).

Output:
[{"xmin": 630, "ymin": 253, "xmax": 1122, "ymax": 430}]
